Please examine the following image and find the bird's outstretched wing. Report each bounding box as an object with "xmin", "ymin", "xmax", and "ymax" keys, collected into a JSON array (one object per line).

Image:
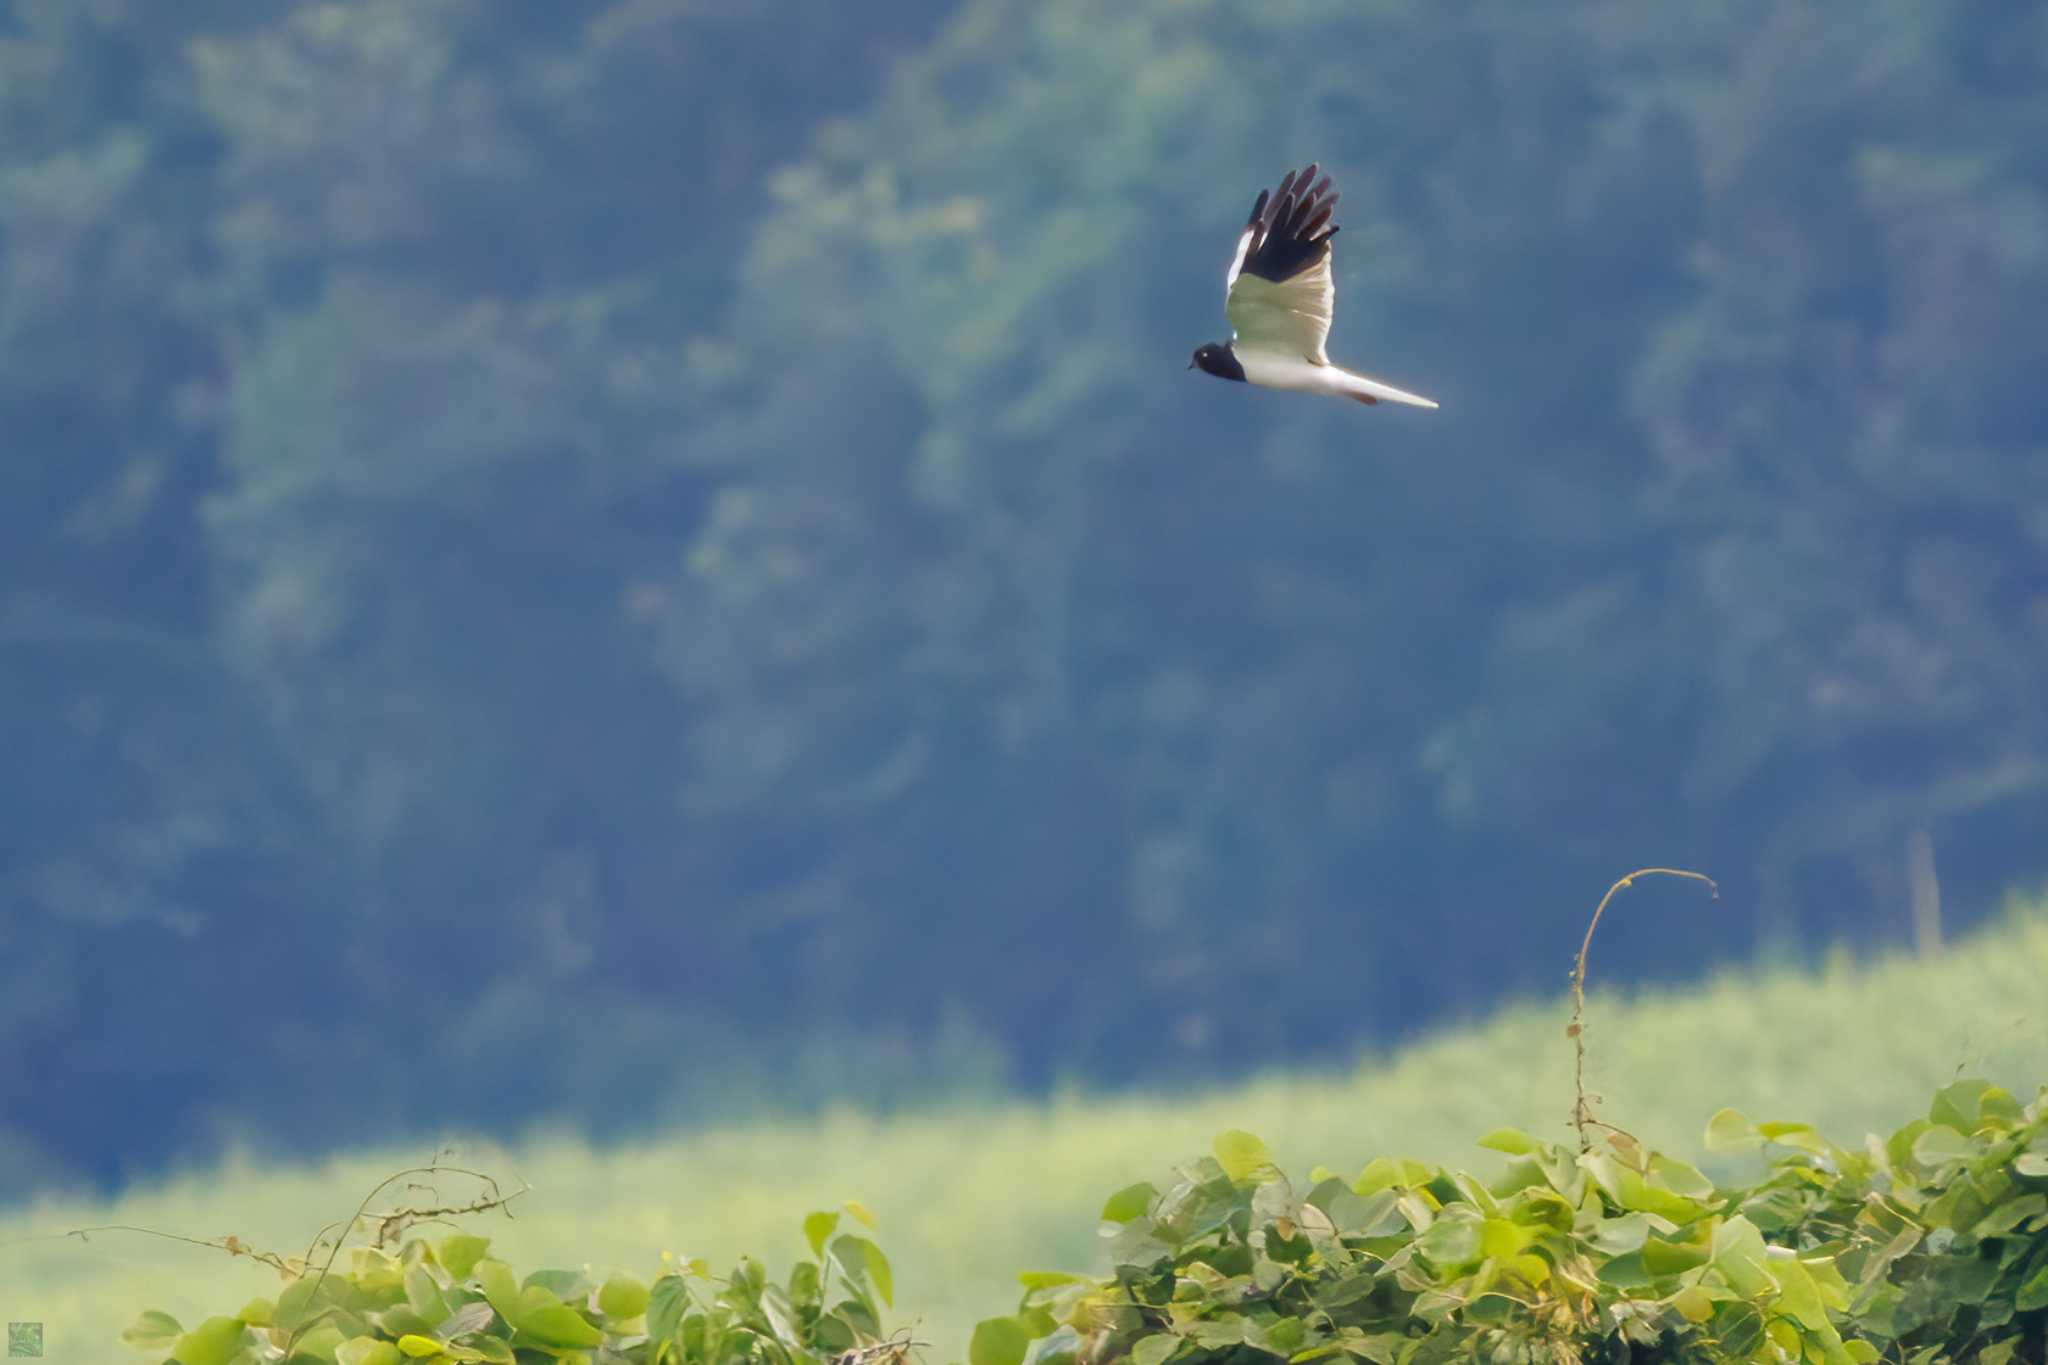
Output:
[{"xmin": 1225, "ymin": 164, "xmax": 1339, "ymax": 364}]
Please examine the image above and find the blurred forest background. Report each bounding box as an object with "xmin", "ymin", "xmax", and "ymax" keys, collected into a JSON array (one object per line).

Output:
[{"xmin": 4, "ymin": 0, "xmax": 2047, "ymax": 1197}]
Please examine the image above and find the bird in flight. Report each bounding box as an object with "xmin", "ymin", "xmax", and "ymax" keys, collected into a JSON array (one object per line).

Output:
[{"xmin": 1190, "ymin": 164, "xmax": 1437, "ymax": 410}]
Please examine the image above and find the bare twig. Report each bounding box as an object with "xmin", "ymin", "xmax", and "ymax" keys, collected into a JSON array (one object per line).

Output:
[
  {"xmin": 1569, "ymin": 867, "xmax": 1718, "ymax": 1151},
  {"xmin": 1, "ymin": 1156, "xmax": 527, "ymax": 1359}
]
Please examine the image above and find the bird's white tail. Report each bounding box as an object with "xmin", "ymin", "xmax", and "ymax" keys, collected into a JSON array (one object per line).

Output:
[{"xmin": 1338, "ymin": 366, "xmax": 1438, "ymax": 409}]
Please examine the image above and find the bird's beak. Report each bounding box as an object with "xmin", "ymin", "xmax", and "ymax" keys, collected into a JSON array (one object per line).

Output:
[{"xmin": 1186, "ymin": 359, "xmax": 1196, "ymax": 370}]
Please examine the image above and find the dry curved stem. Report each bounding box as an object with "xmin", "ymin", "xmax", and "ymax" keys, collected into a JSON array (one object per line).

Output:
[
  {"xmin": 1569, "ymin": 867, "xmax": 1718, "ymax": 1152},
  {"xmin": 0, "ymin": 1224, "xmax": 295, "ymax": 1274},
  {"xmin": 1, "ymin": 1156, "xmax": 526, "ymax": 1359},
  {"xmin": 283, "ymin": 1161, "xmax": 529, "ymax": 1357}
]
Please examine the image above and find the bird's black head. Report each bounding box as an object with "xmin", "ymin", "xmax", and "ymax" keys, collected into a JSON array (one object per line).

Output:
[{"xmin": 1189, "ymin": 342, "xmax": 1246, "ymax": 382}]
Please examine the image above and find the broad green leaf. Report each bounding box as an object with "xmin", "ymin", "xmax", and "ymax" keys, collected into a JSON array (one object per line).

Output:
[
  {"xmin": 1476, "ymin": 1128, "xmax": 1540, "ymax": 1155},
  {"xmin": 518, "ymin": 1300, "xmax": 604, "ymax": 1348},
  {"xmin": 121, "ymin": 1310, "xmax": 182, "ymax": 1349},
  {"xmin": 522, "ymin": 1268, "xmax": 590, "ymax": 1301},
  {"xmin": 598, "ymin": 1273, "xmax": 648, "ymax": 1319},
  {"xmin": 861, "ymin": 1238, "xmax": 894, "ymax": 1307},
  {"xmin": 1974, "ymin": 1192, "xmax": 2047, "ymax": 1237},
  {"xmin": 440, "ymin": 1339, "xmax": 514, "ymax": 1365},
  {"xmin": 1755, "ymin": 1120, "xmax": 1831, "ymax": 1156},
  {"xmin": 288, "ymin": 1325, "xmax": 347, "ymax": 1362},
  {"xmin": 804, "ymin": 1211, "xmax": 841, "ymax": 1258},
  {"xmin": 759, "ymin": 1285, "xmax": 803, "ymax": 1348},
  {"xmin": 1588, "ymin": 1212, "xmax": 1651, "ymax": 1255},
  {"xmin": 474, "ymin": 1260, "xmax": 524, "ymax": 1328},
  {"xmin": 1930, "ymin": 1079, "xmax": 1994, "ymax": 1132},
  {"xmin": 646, "ymin": 1274, "xmax": 688, "ymax": 1342},
  {"xmin": 1130, "ymin": 1334, "xmax": 1179, "ymax": 1365},
  {"xmin": 238, "ymin": 1297, "xmax": 276, "ymax": 1327},
  {"xmin": 1417, "ymin": 1211, "xmax": 1481, "ymax": 1267},
  {"xmin": 1353, "ymin": 1157, "xmax": 1402, "ymax": 1196},
  {"xmin": 170, "ymin": 1316, "xmax": 250, "ymax": 1365},
  {"xmin": 2018, "ymin": 1261, "xmax": 2048, "ymax": 1313},
  {"xmin": 2014, "ymin": 1152, "xmax": 2048, "ymax": 1177},
  {"xmin": 1017, "ymin": 1270, "xmax": 1088, "ymax": 1290},
  {"xmin": 1709, "ymin": 1216, "xmax": 1773, "ymax": 1298},
  {"xmin": 396, "ymin": 1336, "xmax": 443, "ymax": 1359},
  {"xmin": 1213, "ymin": 1130, "xmax": 1276, "ymax": 1184},
  {"xmin": 1671, "ymin": 1284, "xmax": 1714, "ymax": 1323},
  {"xmin": 1478, "ymin": 1217, "xmax": 1529, "ymax": 1258},
  {"xmin": 1646, "ymin": 1152, "xmax": 1716, "ymax": 1199},
  {"xmin": 336, "ymin": 1339, "xmax": 404, "ymax": 1365},
  {"xmin": 375, "ymin": 1307, "xmax": 437, "ymax": 1339},
  {"xmin": 438, "ymin": 1235, "xmax": 492, "ymax": 1280},
  {"xmin": 405, "ymin": 1265, "xmax": 451, "ymax": 1325},
  {"xmin": 1911, "ymin": 1125, "xmax": 1977, "ymax": 1167},
  {"xmin": 1643, "ymin": 1234, "xmax": 1712, "ymax": 1276},
  {"xmin": 1100, "ymin": 1181, "xmax": 1157, "ymax": 1224},
  {"xmin": 1705, "ymin": 1108, "xmax": 1760, "ymax": 1151},
  {"xmin": 970, "ymin": 1315, "xmax": 1033, "ymax": 1365}
]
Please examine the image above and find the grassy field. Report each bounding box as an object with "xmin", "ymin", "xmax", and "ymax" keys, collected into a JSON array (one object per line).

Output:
[{"xmin": 7, "ymin": 902, "xmax": 2046, "ymax": 1359}]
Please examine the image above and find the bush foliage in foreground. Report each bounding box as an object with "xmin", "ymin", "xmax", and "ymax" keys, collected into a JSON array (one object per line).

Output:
[{"xmin": 126, "ymin": 1082, "xmax": 2046, "ymax": 1365}]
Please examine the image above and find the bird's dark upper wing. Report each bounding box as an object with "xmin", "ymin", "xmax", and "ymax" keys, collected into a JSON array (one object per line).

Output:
[
  {"xmin": 1226, "ymin": 165, "xmax": 1340, "ymax": 362},
  {"xmin": 1226, "ymin": 163, "xmax": 1340, "ymax": 288}
]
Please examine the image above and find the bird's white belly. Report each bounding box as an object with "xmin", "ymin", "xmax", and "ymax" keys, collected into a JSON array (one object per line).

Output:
[{"xmin": 1237, "ymin": 348, "xmax": 1348, "ymax": 395}]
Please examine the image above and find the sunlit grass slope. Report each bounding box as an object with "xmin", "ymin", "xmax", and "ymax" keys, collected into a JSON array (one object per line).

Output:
[{"xmin": 8, "ymin": 905, "xmax": 2045, "ymax": 1356}]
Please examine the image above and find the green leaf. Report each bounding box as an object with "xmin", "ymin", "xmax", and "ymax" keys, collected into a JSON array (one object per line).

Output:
[
  {"xmin": 237, "ymin": 1297, "xmax": 276, "ymax": 1327},
  {"xmin": 120, "ymin": 1310, "xmax": 183, "ymax": 1350},
  {"xmin": 396, "ymin": 1337, "xmax": 443, "ymax": 1359},
  {"xmin": 1476, "ymin": 1128, "xmax": 1540, "ymax": 1155},
  {"xmin": 598, "ymin": 1273, "xmax": 649, "ymax": 1319},
  {"xmin": 1100, "ymin": 1181, "xmax": 1157, "ymax": 1223},
  {"xmin": 843, "ymin": 1199, "xmax": 877, "ymax": 1229},
  {"xmin": 861, "ymin": 1238, "xmax": 894, "ymax": 1307},
  {"xmin": 1911, "ymin": 1125, "xmax": 1977, "ymax": 1167},
  {"xmin": 2014, "ymin": 1152, "xmax": 2048, "ymax": 1177},
  {"xmin": 1754, "ymin": 1120, "xmax": 1831, "ymax": 1156},
  {"xmin": 1417, "ymin": 1211, "xmax": 1481, "ymax": 1267},
  {"xmin": 2018, "ymin": 1261, "xmax": 2048, "ymax": 1313},
  {"xmin": 287, "ymin": 1324, "xmax": 347, "ymax": 1362},
  {"xmin": 518, "ymin": 1300, "xmax": 605, "ymax": 1348},
  {"xmin": 1705, "ymin": 1108, "xmax": 1760, "ymax": 1152},
  {"xmin": 647, "ymin": 1274, "xmax": 688, "ymax": 1343},
  {"xmin": 169, "ymin": 1316, "xmax": 250, "ymax": 1365},
  {"xmin": 1130, "ymin": 1335, "xmax": 1179, "ymax": 1365},
  {"xmin": 1929, "ymin": 1078, "xmax": 1993, "ymax": 1132},
  {"xmin": 760, "ymin": 1285, "xmax": 804, "ymax": 1348},
  {"xmin": 522, "ymin": 1268, "xmax": 591, "ymax": 1301},
  {"xmin": 404, "ymin": 1265, "xmax": 451, "ymax": 1326},
  {"xmin": 1213, "ymin": 1130, "xmax": 1276, "ymax": 1184},
  {"xmin": 438, "ymin": 1234, "xmax": 492, "ymax": 1280},
  {"xmin": 374, "ymin": 1307, "xmax": 437, "ymax": 1339},
  {"xmin": 440, "ymin": 1339, "xmax": 514, "ymax": 1365},
  {"xmin": 335, "ymin": 1339, "xmax": 404, "ymax": 1365},
  {"xmin": 474, "ymin": 1260, "xmax": 524, "ymax": 1328},
  {"xmin": 1017, "ymin": 1271, "xmax": 1088, "ymax": 1291},
  {"xmin": 970, "ymin": 1315, "xmax": 1034, "ymax": 1365},
  {"xmin": 1974, "ymin": 1192, "xmax": 2047, "ymax": 1237},
  {"xmin": 1709, "ymin": 1216, "xmax": 1773, "ymax": 1298},
  {"xmin": 805, "ymin": 1210, "xmax": 841, "ymax": 1258}
]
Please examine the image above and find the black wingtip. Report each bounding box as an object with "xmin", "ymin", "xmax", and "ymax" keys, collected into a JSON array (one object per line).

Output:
[{"xmin": 1237, "ymin": 164, "xmax": 1342, "ymax": 283}]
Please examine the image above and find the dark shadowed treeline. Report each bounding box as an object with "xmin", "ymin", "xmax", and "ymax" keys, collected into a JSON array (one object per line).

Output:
[{"xmin": 3, "ymin": 0, "xmax": 2045, "ymax": 1191}]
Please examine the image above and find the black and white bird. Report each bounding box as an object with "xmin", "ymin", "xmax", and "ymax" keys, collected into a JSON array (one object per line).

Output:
[{"xmin": 1190, "ymin": 164, "xmax": 1437, "ymax": 410}]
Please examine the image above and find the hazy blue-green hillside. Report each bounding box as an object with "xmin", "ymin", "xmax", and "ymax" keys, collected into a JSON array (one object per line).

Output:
[{"xmin": 7, "ymin": 905, "xmax": 2044, "ymax": 1356}]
